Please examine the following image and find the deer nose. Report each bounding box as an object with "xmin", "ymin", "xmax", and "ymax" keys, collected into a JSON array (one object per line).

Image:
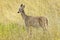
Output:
[{"xmin": 17, "ymin": 11, "xmax": 19, "ymax": 13}]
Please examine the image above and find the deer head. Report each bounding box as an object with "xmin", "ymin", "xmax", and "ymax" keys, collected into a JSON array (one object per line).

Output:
[{"xmin": 17, "ymin": 4, "xmax": 25, "ymax": 13}]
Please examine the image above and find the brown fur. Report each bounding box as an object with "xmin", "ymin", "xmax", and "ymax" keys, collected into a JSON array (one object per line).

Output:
[{"xmin": 17, "ymin": 4, "xmax": 48, "ymax": 34}]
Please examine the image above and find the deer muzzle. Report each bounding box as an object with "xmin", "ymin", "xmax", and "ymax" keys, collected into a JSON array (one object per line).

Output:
[{"xmin": 17, "ymin": 11, "xmax": 19, "ymax": 13}]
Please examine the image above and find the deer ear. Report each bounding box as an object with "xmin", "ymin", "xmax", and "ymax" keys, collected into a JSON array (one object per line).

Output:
[
  {"xmin": 20, "ymin": 4, "xmax": 25, "ymax": 7},
  {"xmin": 20, "ymin": 4, "xmax": 23, "ymax": 7}
]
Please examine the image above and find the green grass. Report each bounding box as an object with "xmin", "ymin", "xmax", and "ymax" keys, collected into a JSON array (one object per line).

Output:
[
  {"xmin": 0, "ymin": 23, "xmax": 26, "ymax": 40},
  {"xmin": 0, "ymin": 23, "xmax": 59, "ymax": 40}
]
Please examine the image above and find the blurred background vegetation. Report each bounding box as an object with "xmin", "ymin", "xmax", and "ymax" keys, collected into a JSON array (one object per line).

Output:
[{"xmin": 0, "ymin": 0, "xmax": 60, "ymax": 40}]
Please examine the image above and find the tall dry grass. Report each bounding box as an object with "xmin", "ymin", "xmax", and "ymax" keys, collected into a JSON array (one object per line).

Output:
[{"xmin": 0, "ymin": 0, "xmax": 60, "ymax": 40}]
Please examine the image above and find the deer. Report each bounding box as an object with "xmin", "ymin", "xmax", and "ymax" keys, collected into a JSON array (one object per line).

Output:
[{"xmin": 17, "ymin": 4, "xmax": 48, "ymax": 36}]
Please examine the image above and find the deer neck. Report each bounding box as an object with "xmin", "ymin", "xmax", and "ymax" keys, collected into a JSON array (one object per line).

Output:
[{"xmin": 21, "ymin": 10, "xmax": 27, "ymax": 20}]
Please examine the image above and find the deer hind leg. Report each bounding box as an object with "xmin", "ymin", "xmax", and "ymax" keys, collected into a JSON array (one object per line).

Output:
[
  {"xmin": 41, "ymin": 23, "xmax": 47, "ymax": 34},
  {"xmin": 42, "ymin": 24, "xmax": 50, "ymax": 36},
  {"xmin": 42, "ymin": 27, "xmax": 47, "ymax": 32}
]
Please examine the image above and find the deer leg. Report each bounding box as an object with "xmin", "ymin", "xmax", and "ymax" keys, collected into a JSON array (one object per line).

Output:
[
  {"xmin": 41, "ymin": 26, "xmax": 47, "ymax": 35},
  {"xmin": 26, "ymin": 26, "xmax": 29, "ymax": 33},
  {"xmin": 42, "ymin": 26, "xmax": 49, "ymax": 34},
  {"xmin": 43, "ymin": 27, "xmax": 47, "ymax": 31},
  {"xmin": 25, "ymin": 23, "xmax": 32, "ymax": 35},
  {"xmin": 26, "ymin": 26, "xmax": 32, "ymax": 35},
  {"xmin": 26, "ymin": 26, "xmax": 32, "ymax": 40}
]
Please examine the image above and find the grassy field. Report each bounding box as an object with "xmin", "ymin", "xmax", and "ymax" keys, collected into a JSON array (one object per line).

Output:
[{"xmin": 0, "ymin": 0, "xmax": 60, "ymax": 40}]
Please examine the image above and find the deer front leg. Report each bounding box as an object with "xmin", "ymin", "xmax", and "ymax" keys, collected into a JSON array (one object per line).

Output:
[
  {"xmin": 25, "ymin": 22, "xmax": 31, "ymax": 35},
  {"xmin": 26, "ymin": 26, "xmax": 32, "ymax": 36},
  {"xmin": 26, "ymin": 26, "xmax": 30, "ymax": 33},
  {"xmin": 25, "ymin": 25, "xmax": 32, "ymax": 39}
]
